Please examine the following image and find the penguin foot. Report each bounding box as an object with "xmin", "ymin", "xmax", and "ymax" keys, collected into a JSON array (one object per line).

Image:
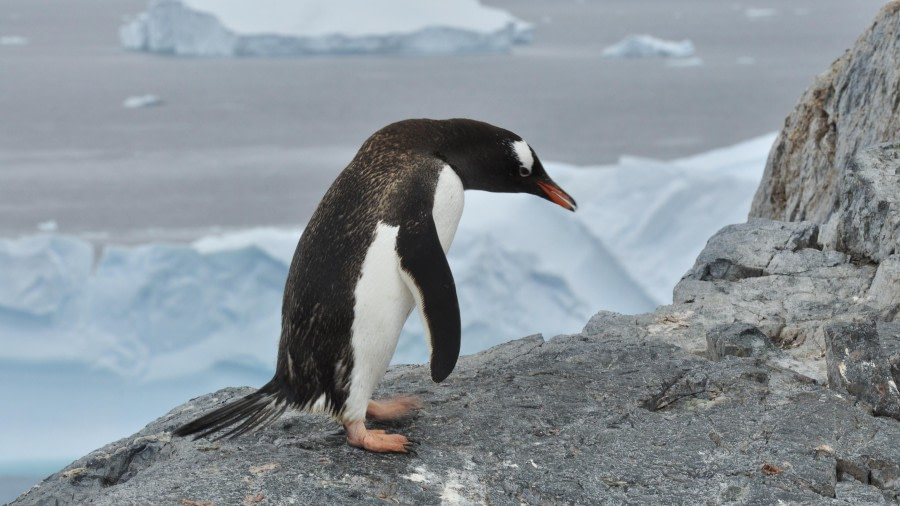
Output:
[
  {"xmin": 366, "ymin": 395, "xmax": 422, "ymax": 421},
  {"xmin": 344, "ymin": 421, "xmax": 415, "ymax": 453}
]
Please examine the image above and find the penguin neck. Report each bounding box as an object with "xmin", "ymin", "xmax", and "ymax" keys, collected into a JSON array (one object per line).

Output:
[{"xmin": 432, "ymin": 165, "xmax": 466, "ymax": 253}]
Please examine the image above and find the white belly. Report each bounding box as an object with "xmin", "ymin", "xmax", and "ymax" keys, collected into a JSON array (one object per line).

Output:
[
  {"xmin": 345, "ymin": 223, "xmax": 412, "ymax": 420},
  {"xmin": 343, "ymin": 166, "xmax": 465, "ymax": 421}
]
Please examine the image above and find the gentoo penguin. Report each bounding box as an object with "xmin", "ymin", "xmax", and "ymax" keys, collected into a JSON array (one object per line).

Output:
[{"xmin": 173, "ymin": 118, "xmax": 576, "ymax": 453}]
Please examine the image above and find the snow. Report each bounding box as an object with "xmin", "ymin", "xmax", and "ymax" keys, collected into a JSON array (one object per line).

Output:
[
  {"xmin": 602, "ymin": 35, "xmax": 695, "ymax": 59},
  {"xmin": 120, "ymin": 0, "xmax": 534, "ymax": 57}
]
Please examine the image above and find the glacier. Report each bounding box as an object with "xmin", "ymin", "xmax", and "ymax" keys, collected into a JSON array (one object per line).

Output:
[
  {"xmin": 120, "ymin": 0, "xmax": 534, "ymax": 57},
  {"xmin": 0, "ymin": 133, "xmax": 773, "ymax": 462}
]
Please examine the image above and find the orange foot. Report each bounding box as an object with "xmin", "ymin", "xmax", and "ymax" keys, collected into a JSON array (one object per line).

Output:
[
  {"xmin": 366, "ymin": 395, "xmax": 422, "ymax": 421},
  {"xmin": 344, "ymin": 420, "xmax": 416, "ymax": 453}
]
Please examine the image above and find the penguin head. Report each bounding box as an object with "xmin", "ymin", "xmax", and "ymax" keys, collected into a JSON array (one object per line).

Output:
[{"xmin": 433, "ymin": 119, "xmax": 577, "ymax": 212}]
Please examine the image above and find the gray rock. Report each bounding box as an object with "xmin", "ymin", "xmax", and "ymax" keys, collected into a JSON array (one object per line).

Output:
[
  {"xmin": 870, "ymin": 256, "xmax": 900, "ymax": 322},
  {"xmin": 820, "ymin": 143, "xmax": 900, "ymax": 263},
  {"xmin": 681, "ymin": 219, "xmax": 823, "ymax": 282},
  {"xmin": 750, "ymin": 2, "xmax": 900, "ymax": 223},
  {"xmin": 878, "ymin": 322, "xmax": 900, "ymax": 387},
  {"xmin": 706, "ymin": 322, "xmax": 778, "ymax": 361},
  {"xmin": 825, "ymin": 322, "xmax": 900, "ymax": 420},
  {"xmin": 13, "ymin": 322, "xmax": 900, "ymax": 505},
  {"xmin": 672, "ymin": 217, "xmax": 878, "ymax": 381},
  {"xmin": 835, "ymin": 477, "xmax": 890, "ymax": 504}
]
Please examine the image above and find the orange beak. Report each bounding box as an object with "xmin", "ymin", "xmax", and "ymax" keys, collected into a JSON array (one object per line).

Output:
[{"xmin": 537, "ymin": 181, "xmax": 578, "ymax": 211}]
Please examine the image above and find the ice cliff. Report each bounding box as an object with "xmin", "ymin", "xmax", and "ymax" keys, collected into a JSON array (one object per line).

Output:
[{"xmin": 120, "ymin": 0, "xmax": 533, "ymax": 57}]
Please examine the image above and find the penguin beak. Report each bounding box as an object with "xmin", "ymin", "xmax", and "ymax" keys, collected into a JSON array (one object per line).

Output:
[{"xmin": 537, "ymin": 180, "xmax": 578, "ymax": 212}]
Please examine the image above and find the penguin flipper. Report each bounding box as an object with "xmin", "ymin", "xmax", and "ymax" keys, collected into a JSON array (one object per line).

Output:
[{"xmin": 396, "ymin": 217, "xmax": 461, "ymax": 383}]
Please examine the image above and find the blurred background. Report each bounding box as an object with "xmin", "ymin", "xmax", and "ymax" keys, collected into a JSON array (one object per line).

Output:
[{"xmin": 0, "ymin": 0, "xmax": 889, "ymax": 502}]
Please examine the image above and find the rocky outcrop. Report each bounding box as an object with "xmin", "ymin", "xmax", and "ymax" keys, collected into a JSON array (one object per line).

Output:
[
  {"xmin": 825, "ymin": 322, "xmax": 900, "ymax": 421},
  {"xmin": 11, "ymin": 318, "xmax": 900, "ymax": 505},
  {"xmin": 669, "ymin": 143, "xmax": 899, "ymax": 380},
  {"xmin": 820, "ymin": 143, "xmax": 900, "ymax": 264},
  {"xmin": 750, "ymin": 1, "xmax": 900, "ymax": 223},
  {"xmin": 13, "ymin": 143, "xmax": 900, "ymax": 506}
]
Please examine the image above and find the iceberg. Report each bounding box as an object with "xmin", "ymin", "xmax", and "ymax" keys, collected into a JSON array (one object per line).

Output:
[
  {"xmin": 120, "ymin": 0, "xmax": 534, "ymax": 57},
  {"xmin": 122, "ymin": 94, "xmax": 163, "ymax": 109},
  {"xmin": 602, "ymin": 34, "xmax": 695, "ymax": 59}
]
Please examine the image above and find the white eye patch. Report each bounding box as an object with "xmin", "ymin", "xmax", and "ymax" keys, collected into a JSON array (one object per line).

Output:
[{"xmin": 511, "ymin": 139, "xmax": 534, "ymax": 176}]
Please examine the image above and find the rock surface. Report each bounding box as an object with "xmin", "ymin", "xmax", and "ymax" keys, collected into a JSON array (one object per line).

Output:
[
  {"xmin": 705, "ymin": 322, "xmax": 778, "ymax": 361},
  {"xmin": 820, "ymin": 142, "xmax": 900, "ymax": 263},
  {"xmin": 825, "ymin": 322, "xmax": 900, "ymax": 421},
  {"xmin": 12, "ymin": 323, "xmax": 900, "ymax": 505},
  {"xmin": 750, "ymin": 1, "xmax": 900, "ymax": 223}
]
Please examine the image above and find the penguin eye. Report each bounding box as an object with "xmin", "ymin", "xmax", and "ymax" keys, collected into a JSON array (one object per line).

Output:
[{"xmin": 519, "ymin": 166, "xmax": 532, "ymax": 177}]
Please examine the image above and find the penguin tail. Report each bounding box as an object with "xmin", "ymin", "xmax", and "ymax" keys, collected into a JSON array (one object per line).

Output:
[{"xmin": 172, "ymin": 379, "xmax": 291, "ymax": 441}]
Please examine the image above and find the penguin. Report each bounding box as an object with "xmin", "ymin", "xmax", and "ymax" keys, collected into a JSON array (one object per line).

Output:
[{"xmin": 173, "ymin": 118, "xmax": 577, "ymax": 453}]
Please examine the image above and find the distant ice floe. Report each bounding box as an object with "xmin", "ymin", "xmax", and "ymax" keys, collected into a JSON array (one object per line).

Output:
[
  {"xmin": 0, "ymin": 35, "xmax": 29, "ymax": 46},
  {"xmin": 666, "ymin": 57, "xmax": 704, "ymax": 68},
  {"xmin": 602, "ymin": 34, "xmax": 695, "ymax": 59},
  {"xmin": 122, "ymin": 94, "xmax": 163, "ymax": 108},
  {"xmin": 744, "ymin": 8, "xmax": 777, "ymax": 19},
  {"xmin": 120, "ymin": 0, "xmax": 533, "ymax": 57},
  {"xmin": 0, "ymin": 133, "xmax": 776, "ymax": 382},
  {"xmin": 36, "ymin": 220, "xmax": 58, "ymax": 233}
]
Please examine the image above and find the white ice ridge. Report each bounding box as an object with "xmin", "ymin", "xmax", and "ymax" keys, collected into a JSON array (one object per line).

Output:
[
  {"xmin": 602, "ymin": 34, "xmax": 695, "ymax": 59},
  {"xmin": 120, "ymin": 0, "xmax": 534, "ymax": 57},
  {"xmin": 0, "ymin": 133, "xmax": 774, "ymax": 381}
]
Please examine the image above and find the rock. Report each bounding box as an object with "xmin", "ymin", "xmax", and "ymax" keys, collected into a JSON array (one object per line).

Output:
[
  {"xmin": 825, "ymin": 322, "xmax": 900, "ymax": 420},
  {"xmin": 672, "ymin": 217, "xmax": 878, "ymax": 381},
  {"xmin": 682, "ymin": 219, "xmax": 822, "ymax": 283},
  {"xmin": 669, "ymin": 142, "xmax": 900, "ymax": 379},
  {"xmin": 750, "ymin": 2, "xmax": 900, "ymax": 223},
  {"xmin": 878, "ymin": 322, "xmax": 900, "ymax": 386},
  {"xmin": 13, "ymin": 322, "xmax": 900, "ymax": 505},
  {"xmin": 820, "ymin": 143, "xmax": 900, "ymax": 263},
  {"xmin": 870, "ymin": 257, "xmax": 900, "ymax": 322},
  {"xmin": 834, "ymin": 480, "xmax": 888, "ymax": 504},
  {"xmin": 706, "ymin": 323, "xmax": 778, "ymax": 361}
]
